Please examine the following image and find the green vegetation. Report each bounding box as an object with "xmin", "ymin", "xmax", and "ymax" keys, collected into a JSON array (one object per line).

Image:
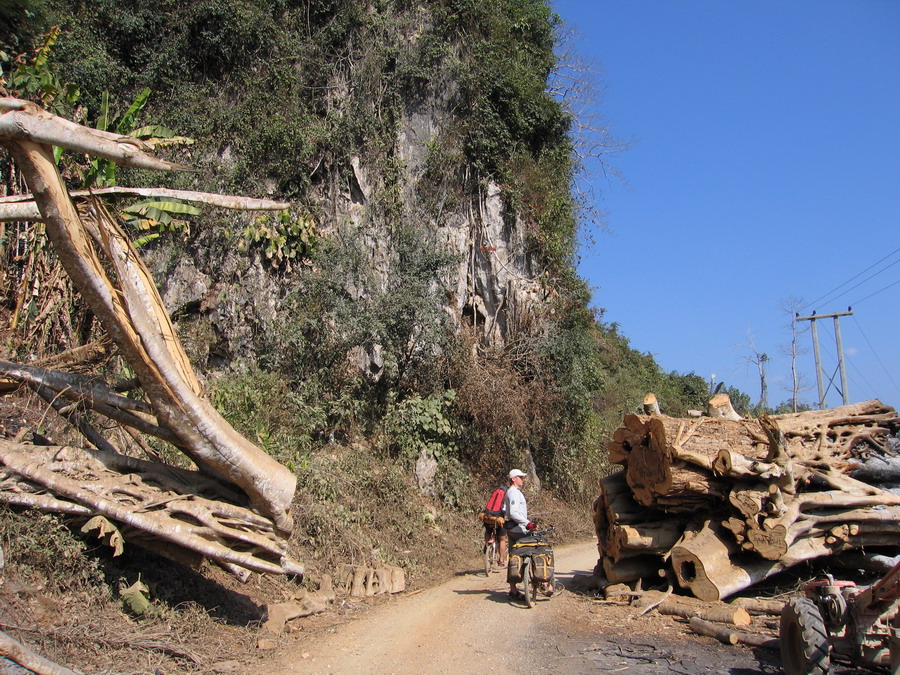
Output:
[
  {"xmin": 0, "ymin": 507, "xmax": 107, "ymax": 594},
  {"xmin": 2, "ymin": 0, "xmax": 754, "ymax": 556},
  {"xmin": 237, "ymin": 210, "xmax": 317, "ymax": 269}
]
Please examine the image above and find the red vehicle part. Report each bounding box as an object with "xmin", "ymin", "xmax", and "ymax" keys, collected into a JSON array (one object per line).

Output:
[{"xmin": 781, "ymin": 564, "xmax": 900, "ymax": 674}]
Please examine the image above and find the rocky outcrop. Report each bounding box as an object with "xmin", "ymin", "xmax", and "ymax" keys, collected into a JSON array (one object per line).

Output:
[{"xmin": 156, "ymin": 98, "xmax": 546, "ymax": 375}]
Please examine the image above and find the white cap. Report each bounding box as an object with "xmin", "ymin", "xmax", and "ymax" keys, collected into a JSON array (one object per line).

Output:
[{"xmin": 508, "ymin": 469, "xmax": 528, "ymax": 479}]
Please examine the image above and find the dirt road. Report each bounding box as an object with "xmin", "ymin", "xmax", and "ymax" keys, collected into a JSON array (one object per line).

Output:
[{"xmin": 267, "ymin": 540, "xmax": 786, "ymax": 674}]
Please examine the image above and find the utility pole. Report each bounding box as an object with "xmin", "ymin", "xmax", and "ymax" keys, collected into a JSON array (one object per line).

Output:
[{"xmin": 795, "ymin": 308, "xmax": 853, "ymax": 409}]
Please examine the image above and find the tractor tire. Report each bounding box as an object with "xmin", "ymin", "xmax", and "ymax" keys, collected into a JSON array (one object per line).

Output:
[{"xmin": 780, "ymin": 597, "xmax": 831, "ymax": 675}]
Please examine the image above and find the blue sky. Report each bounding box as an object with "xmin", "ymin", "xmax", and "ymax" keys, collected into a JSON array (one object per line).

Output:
[{"xmin": 551, "ymin": 0, "xmax": 900, "ymax": 411}]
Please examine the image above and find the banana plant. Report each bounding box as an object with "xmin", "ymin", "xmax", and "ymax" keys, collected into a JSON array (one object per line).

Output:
[
  {"xmin": 3, "ymin": 27, "xmax": 80, "ymax": 114},
  {"xmin": 121, "ymin": 198, "xmax": 202, "ymax": 247},
  {"xmin": 81, "ymin": 88, "xmax": 197, "ymax": 245},
  {"xmin": 1, "ymin": 27, "xmax": 80, "ymax": 164},
  {"xmin": 83, "ymin": 88, "xmax": 193, "ymax": 188}
]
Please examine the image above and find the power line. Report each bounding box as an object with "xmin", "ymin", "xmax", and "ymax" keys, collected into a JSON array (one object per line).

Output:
[
  {"xmin": 844, "ymin": 347, "xmax": 879, "ymax": 401},
  {"xmin": 815, "ymin": 315, "xmax": 900, "ymax": 403},
  {"xmin": 795, "ymin": 310, "xmax": 851, "ymax": 408},
  {"xmin": 800, "ymin": 245, "xmax": 900, "ymax": 312},
  {"xmin": 850, "ymin": 277, "xmax": 900, "ymax": 307},
  {"xmin": 800, "ymin": 317, "xmax": 877, "ymax": 405},
  {"xmin": 806, "ymin": 256, "xmax": 900, "ymax": 310},
  {"xmin": 851, "ymin": 315, "xmax": 900, "ymax": 401},
  {"xmin": 817, "ymin": 332, "xmax": 879, "ymax": 403}
]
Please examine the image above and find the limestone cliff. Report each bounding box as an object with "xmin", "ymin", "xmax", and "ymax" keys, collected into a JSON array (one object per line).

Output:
[{"xmin": 148, "ymin": 2, "xmax": 566, "ymax": 377}]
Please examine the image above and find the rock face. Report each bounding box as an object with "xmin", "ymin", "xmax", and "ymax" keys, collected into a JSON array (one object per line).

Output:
[
  {"xmin": 155, "ymin": 92, "xmax": 545, "ymax": 374},
  {"xmin": 396, "ymin": 100, "xmax": 545, "ymax": 349}
]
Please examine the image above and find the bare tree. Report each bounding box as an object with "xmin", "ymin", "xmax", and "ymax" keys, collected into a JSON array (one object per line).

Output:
[
  {"xmin": 0, "ymin": 97, "xmax": 303, "ymax": 576},
  {"xmin": 740, "ymin": 331, "xmax": 769, "ymax": 413},
  {"xmin": 549, "ymin": 22, "xmax": 630, "ymax": 236},
  {"xmin": 778, "ymin": 297, "xmax": 811, "ymax": 412}
]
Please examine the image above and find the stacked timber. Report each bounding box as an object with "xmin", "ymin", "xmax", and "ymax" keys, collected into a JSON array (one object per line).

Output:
[{"xmin": 595, "ymin": 398, "xmax": 900, "ymax": 601}]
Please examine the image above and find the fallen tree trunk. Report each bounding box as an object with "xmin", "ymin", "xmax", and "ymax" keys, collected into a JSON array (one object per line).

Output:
[
  {"xmin": 649, "ymin": 416, "xmax": 768, "ymax": 469},
  {"xmin": 606, "ymin": 414, "xmax": 650, "ymax": 466},
  {"xmin": 714, "ymin": 450, "xmax": 787, "ymax": 481},
  {"xmin": 607, "ymin": 521, "xmax": 685, "ymax": 561},
  {"xmin": 1, "ymin": 98, "xmax": 297, "ymax": 533},
  {"xmin": 744, "ymin": 499, "xmax": 900, "ymax": 560},
  {"xmin": 688, "ymin": 616, "xmax": 738, "ymax": 645},
  {"xmin": 731, "ymin": 629, "xmax": 780, "ymax": 650},
  {"xmin": 0, "ymin": 337, "xmax": 113, "ymax": 393},
  {"xmin": 651, "ymin": 599, "xmax": 752, "ymax": 626},
  {"xmin": 730, "ymin": 596, "xmax": 785, "ymax": 615},
  {"xmin": 0, "ymin": 439, "xmax": 303, "ymax": 576},
  {"xmin": 850, "ymin": 455, "xmax": 900, "ymax": 483},
  {"xmin": 602, "ymin": 554, "xmax": 662, "ymax": 584},
  {"xmin": 688, "ymin": 617, "xmax": 780, "ymax": 649},
  {"xmin": 669, "ymin": 517, "xmax": 893, "ymax": 601},
  {"xmin": 598, "ymin": 400, "xmax": 900, "ymax": 601}
]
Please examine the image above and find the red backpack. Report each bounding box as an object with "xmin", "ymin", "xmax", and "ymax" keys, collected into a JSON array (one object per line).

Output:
[{"xmin": 483, "ymin": 487, "xmax": 507, "ymax": 518}]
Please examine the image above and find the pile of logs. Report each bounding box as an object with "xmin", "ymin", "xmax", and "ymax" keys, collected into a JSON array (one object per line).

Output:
[{"xmin": 595, "ymin": 397, "xmax": 900, "ymax": 601}]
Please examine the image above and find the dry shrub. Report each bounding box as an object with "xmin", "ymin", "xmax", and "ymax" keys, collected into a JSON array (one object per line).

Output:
[
  {"xmin": 289, "ymin": 442, "xmax": 480, "ymax": 589},
  {"xmin": 458, "ymin": 357, "xmax": 530, "ymax": 438},
  {"xmin": 455, "ymin": 341, "xmax": 556, "ymax": 468},
  {"xmin": 1, "ymin": 224, "xmax": 98, "ymax": 362}
]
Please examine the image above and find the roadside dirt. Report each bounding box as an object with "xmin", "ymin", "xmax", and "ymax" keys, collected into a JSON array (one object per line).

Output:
[
  {"xmin": 264, "ymin": 540, "xmax": 787, "ymax": 675},
  {"xmin": 2, "ymin": 527, "xmax": 879, "ymax": 674}
]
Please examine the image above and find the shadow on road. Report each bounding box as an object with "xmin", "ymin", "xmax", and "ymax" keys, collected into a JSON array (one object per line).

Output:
[{"xmin": 454, "ymin": 568, "xmax": 490, "ymax": 577}]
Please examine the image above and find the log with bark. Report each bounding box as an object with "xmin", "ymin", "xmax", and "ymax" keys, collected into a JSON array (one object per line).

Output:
[
  {"xmin": 0, "ymin": 629, "xmax": 79, "ymax": 675},
  {"xmin": 730, "ymin": 596, "xmax": 785, "ymax": 615},
  {"xmin": 634, "ymin": 591, "xmax": 752, "ymax": 626},
  {"xmin": 687, "ymin": 617, "xmax": 780, "ymax": 649}
]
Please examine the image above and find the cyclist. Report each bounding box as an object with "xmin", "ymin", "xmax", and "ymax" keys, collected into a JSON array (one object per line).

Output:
[
  {"xmin": 481, "ymin": 480, "xmax": 509, "ymax": 570},
  {"xmin": 504, "ymin": 469, "xmax": 555, "ymax": 599},
  {"xmin": 504, "ymin": 469, "xmax": 536, "ymax": 599}
]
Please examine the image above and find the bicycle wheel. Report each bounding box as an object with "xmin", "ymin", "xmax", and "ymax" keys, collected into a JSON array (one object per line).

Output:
[
  {"xmin": 483, "ymin": 541, "xmax": 492, "ymax": 576},
  {"xmin": 522, "ymin": 558, "xmax": 534, "ymax": 609}
]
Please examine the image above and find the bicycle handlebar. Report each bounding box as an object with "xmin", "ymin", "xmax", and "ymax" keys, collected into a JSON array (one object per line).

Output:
[{"xmin": 527, "ymin": 526, "xmax": 555, "ymax": 537}]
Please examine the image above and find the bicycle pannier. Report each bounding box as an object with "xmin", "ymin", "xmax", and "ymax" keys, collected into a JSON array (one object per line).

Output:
[
  {"xmin": 531, "ymin": 548, "xmax": 554, "ymax": 582},
  {"xmin": 506, "ymin": 553, "xmax": 524, "ymax": 583}
]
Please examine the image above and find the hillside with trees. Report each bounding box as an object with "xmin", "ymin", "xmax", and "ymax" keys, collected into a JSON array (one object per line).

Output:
[{"xmin": 0, "ymin": 1, "xmax": 746, "ymax": 671}]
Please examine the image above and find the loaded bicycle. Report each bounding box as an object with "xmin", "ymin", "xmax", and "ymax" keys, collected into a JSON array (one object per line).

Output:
[
  {"xmin": 507, "ymin": 526, "xmax": 557, "ymax": 608},
  {"xmin": 478, "ymin": 485, "xmax": 508, "ymax": 576},
  {"xmin": 482, "ymin": 520, "xmax": 502, "ymax": 576}
]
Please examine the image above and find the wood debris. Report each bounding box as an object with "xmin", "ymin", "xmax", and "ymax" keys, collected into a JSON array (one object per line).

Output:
[
  {"xmin": 0, "ymin": 97, "xmax": 302, "ymax": 577},
  {"xmin": 595, "ymin": 396, "xmax": 900, "ymax": 601}
]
